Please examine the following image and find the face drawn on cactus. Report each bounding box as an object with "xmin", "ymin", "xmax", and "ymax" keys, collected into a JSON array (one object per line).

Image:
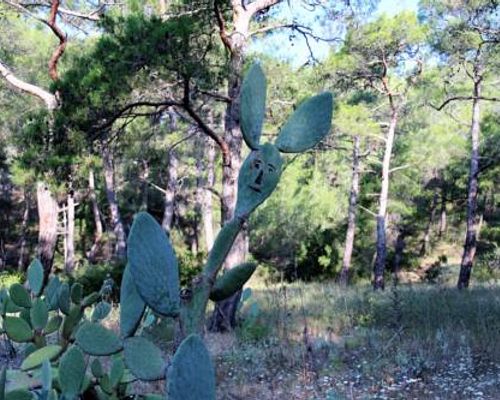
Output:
[{"xmin": 235, "ymin": 143, "xmax": 283, "ymax": 218}]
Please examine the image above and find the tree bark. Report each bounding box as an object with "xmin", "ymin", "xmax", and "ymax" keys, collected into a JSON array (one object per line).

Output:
[
  {"xmin": 36, "ymin": 182, "xmax": 59, "ymax": 280},
  {"xmin": 339, "ymin": 135, "xmax": 360, "ymax": 286},
  {"xmin": 420, "ymin": 189, "xmax": 439, "ymax": 256},
  {"xmin": 373, "ymin": 110, "xmax": 398, "ymax": 290},
  {"xmin": 202, "ymin": 138, "xmax": 216, "ymax": 251},
  {"xmin": 392, "ymin": 229, "xmax": 405, "ymax": 285},
  {"xmin": 101, "ymin": 143, "xmax": 127, "ymax": 261},
  {"xmin": 87, "ymin": 168, "xmax": 104, "ymax": 263},
  {"xmin": 162, "ymin": 149, "xmax": 177, "ymax": 233},
  {"xmin": 457, "ymin": 80, "xmax": 482, "ymax": 289},
  {"xmin": 64, "ymin": 191, "xmax": 75, "ymax": 274},
  {"xmin": 438, "ymin": 192, "xmax": 447, "ymax": 238},
  {"xmin": 140, "ymin": 159, "xmax": 150, "ymax": 211},
  {"xmin": 17, "ymin": 190, "xmax": 30, "ymax": 271}
]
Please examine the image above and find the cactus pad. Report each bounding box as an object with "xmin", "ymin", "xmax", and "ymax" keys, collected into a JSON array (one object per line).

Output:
[
  {"xmin": 20, "ymin": 345, "xmax": 62, "ymax": 371},
  {"xmin": 127, "ymin": 212, "xmax": 180, "ymax": 317},
  {"xmin": 167, "ymin": 334, "xmax": 215, "ymax": 400},
  {"xmin": 30, "ymin": 299, "xmax": 48, "ymax": 331},
  {"xmin": 235, "ymin": 143, "xmax": 283, "ymax": 218},
  {"xmin": 240, "ymin": 63, "xmax": 267, "ymax": 150},
  {"xmin": 119, "ymin": 265, "xmax": 145, "ymax": 338},
  {"xmin": 59, "ymin": 346, "xmax": 86, "ymax": 399},
  {"xmin": 9, "ymin": 284, "xmax": 31, "ymax": 308},
  {"xmin": 91, "ymin": 301, "xmax": 112, "ymax": 322},
  {"xmin": 275, "ymin": 92, "xmax": 333, "ymax": 153},
  {"xmin": 210, "ymin": 262, "xmax": 257, "ymax": 301},
  {"xmin": 5, "ymin": 389, "xmax": 34, "ymax": 400},
  {"xmin": 124, "ymin": 337, "xmax": 164, "ymax": 381},
  {"xmin": 57, "ymin": 283, "xmax": 70, "ymax": 315},
  {"xmin": 75, "ymin": 322, "xmax": 122, "ymax": 356},
  {"xmin": 4, "ymin": 316, "xmax": 33, "ymax": 342},
  {"xmin": 27, "ymin": 259, "xmax": 44, "ymax": 296},
  {"xmin": 43, "ymin": 276, "xmax": 60, "ymax": 311}
]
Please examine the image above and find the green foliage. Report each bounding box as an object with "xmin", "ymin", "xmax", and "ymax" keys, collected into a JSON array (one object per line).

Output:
[
  {"xmin": 75, "ymin": 262, "xmax": 123, "ymax": 300},
  {"xmin": 0, "ymin": 272, "xmax": 23, "ymax": 290}
]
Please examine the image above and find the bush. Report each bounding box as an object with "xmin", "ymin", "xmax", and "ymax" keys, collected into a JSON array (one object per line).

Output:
[
  {"xmin": 74, "ymin": 261, "xmax": 124, "ymax": 300},
  {"xmin": 0, "ymin": 270, "xmax": 24, "ymax": 289}
]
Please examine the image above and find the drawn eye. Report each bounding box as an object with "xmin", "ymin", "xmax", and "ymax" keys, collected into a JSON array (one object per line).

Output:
[
  {"xmin": 268, "ymin": 164, "xmax": 276, "ymax": 173},
  {"xmin": 252, "ymin": 159, "xmax": 263, "ymax": 169}
]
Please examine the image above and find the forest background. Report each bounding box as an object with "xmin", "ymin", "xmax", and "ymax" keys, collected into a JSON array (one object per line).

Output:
[{"xmin": 0, "ymin": 0, "xmax": 499, "ymax": 398}]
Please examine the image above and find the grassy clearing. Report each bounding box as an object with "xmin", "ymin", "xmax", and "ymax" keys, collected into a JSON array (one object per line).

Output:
[{"xmin": 214, "ymin": 280, "xmax": 500, "ymax": 399}]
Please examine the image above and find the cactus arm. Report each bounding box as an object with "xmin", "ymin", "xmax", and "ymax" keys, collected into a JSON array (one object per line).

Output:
[
  {"xmin": 202, "ymin": 217, "xmax": 245, "ymax": 280},
  {"xmin": 180, "ymin": 217, "xmax": 245, "ymax": 335}
]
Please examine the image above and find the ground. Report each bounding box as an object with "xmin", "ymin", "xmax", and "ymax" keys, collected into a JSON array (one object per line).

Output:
[{"xmin": 1, "ymin": 275, "xmax": 499, "ymax": 399}]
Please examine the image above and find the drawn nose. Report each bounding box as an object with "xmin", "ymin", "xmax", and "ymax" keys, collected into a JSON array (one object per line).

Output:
[{"xmin": 255, "ymin": 170, "xmax": 264, "ymax": 186}]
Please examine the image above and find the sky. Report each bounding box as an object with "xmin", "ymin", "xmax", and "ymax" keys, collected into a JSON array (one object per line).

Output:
[{"xmin": 249, "ymin": 0, "xmax": 419, "ymax": 68}]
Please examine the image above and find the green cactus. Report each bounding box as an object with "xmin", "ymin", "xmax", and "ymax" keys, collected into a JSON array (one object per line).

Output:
[
  {"xmin": 75, "ymin": 322, "xmax": 122, "ymax": 355},
  {"xmin": 209, "ymin": 262, "xmax": 257, "ymax": 301},
  {"xmin": 9, "ymin": 284, "xmax": 31, "ymax": 309},
  {"xmin": 27, "ymin": 259, "xmax": 44, "ymax": 296},
  {"xmin": 59, "ymin": 346, "xmax": 86, "ymax": 400},
  {"xmin": 20, "ymin": 345, "xmax": 62, "ymax": 371},
  {"xmin": 166, "ymin": 334, "xmax": 216, "ymax": 400},
  {"xmin": 123, "ymin": 337, "xmax": 164, "ymax": 381}
]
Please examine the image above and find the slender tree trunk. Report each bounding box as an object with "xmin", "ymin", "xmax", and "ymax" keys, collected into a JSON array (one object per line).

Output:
[
  {"xmin": 458, "ymin": 80, "xmax": 482, "ymax": 289},
  {"xmin": 102, "ymin": 144, "xmax": 126, "ymax": 261},
  {"xmin": 420, "ymin": 189, "xmax": 439, "ymax": 256},
  {"xmin": 339, "ymin": 135, "xmax": 360, "ymax": 286},
  {"xmin": 373, "ymin": 110, "xmax": 398, "ymax": 290},
  {"xmin": 36, "ymin": 182, "xmax": 59, "ymax": 280},
  {"xmin": 140, "ymin": 160, "xmax": 150, "ymax": 211},
  {"xmin": 64, "ymin": 191, "xmax": 75, "ymax": 274},
  {"xmin": 17, "ymin": 190, "xmax": 30, "ymax": 271},
  {"xmin": 162, "ymin": 149, "xmax": 178, "ymax": 233},
  {"xmin": 438, "ymin": 192, "xmax": 447, "ymax": 238},
  {"xmin": 202, "ymin": 139, "xmax": 216, "ymax": 251},
  {"xmin": 88, "ymin": 168, "xmax": 104, "ymax": 262},
  {"xmin": 392, "ymin": 229, "xmax": 405, "ymax": 285}
]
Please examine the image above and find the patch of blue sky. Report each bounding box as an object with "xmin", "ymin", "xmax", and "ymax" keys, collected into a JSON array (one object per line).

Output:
[{"xmin": 249, "ymin": 0, "xmax": 419, "ymax": 68}]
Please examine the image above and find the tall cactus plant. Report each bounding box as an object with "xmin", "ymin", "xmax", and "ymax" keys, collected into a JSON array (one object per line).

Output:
[{"xmin": 123, "ymin": 63, "xmax": 333, "ymax": 338}]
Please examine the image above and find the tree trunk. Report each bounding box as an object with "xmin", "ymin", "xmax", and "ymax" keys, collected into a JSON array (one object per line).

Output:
[
  {"xmin": 102, "ymin": 143, "xmax": 127, "ymax": 261},
  {"xmin": 88, "ymin": 168, "xmax": 104, "ymax": 263},
  {"xmin": 393, "ymin": 229, "xmax": 405, "ymax": 285},
  {"xmin": 457, "ymin": 81, "xmax": 481, "ymax": 289},
  {"xmin": 438, "ymin": 192, "xmax": 447, "ymax": 238},
  {"xmin": 36, "ymin": 182, "xmax": 59, "ymax": 280},
  {"xmin": 162, "ymin": 149, "xmax": 177, "ymax": 233},
  {"xmin": 420, "ymin": 189, "xmax": 439, "ymax": 256},
  {"xmin": 17, "ymin": 190, "xmax": 30, "ymax": 271},
  {"xmin": 339, "ymin": 135, "xmax": 360, "ymax": 286},
  {"xmin": 64, "ymin": 191, "xmax": 75, "ymax": 274},
  {"xmin": 140, "ymin": 160, "xmax": 150, "ymax": 211},
  {"xmin": 373, "ymin": 110, "xmax": 398, "ymax": 290},
  {"xmin": 209, "ymin": 10, "xmax": 249, "ymax": 332},
  {"xmin": 202, "ymin": 138, "xmax": 216, "ymax": 251}
]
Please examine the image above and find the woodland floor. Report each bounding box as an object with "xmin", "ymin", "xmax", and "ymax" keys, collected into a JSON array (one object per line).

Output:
[{"xmin": 1, "ymin": 275, "xmax": 499, "ymax": 399}]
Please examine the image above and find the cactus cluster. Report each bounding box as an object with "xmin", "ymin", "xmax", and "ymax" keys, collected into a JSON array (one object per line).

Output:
[{"xmin": 0, "ymin": 63, "xmax": 333, "ymax": 399}]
